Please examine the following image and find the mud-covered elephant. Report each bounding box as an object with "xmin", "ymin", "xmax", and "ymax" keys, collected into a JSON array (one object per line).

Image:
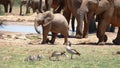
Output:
[
  {"xmin": 96, "ymin": 0, "xmax": 120, "ymax": 45},
  {"xmin": 65, "ymin": 0, "xmax": 87, "ymax": 38},
  {"xmin": 20, "ymin": 0, "xmax": 46, "ymax": 15},
  {"xmin": 78, "ymin": 0, "xmax": 120, "ymax": 45},
  {"xmin": 34, "ymin": 11, "xmax": 69, "ymax": 45},
  {"xmin": 0, "ymin": 0, "xmax": 13, "ymax": 13}
]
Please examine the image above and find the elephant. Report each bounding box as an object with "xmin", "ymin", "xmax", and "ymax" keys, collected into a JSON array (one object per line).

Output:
[
  {"xmin": 28, "ymin": 0, "xmax": 43, "ymax": 13},
  {"xmin": 45, "ymin": 0, "xmax": 79, "ymax": 33},
  {"xmin": 20, "ymin": 0, "xmax": 29, "ymax": 15},
  {"xmin": 96, "ymin": 14, "xmax": 115, "ymax": 32},
  {"xmin": 20, "ymin": 0, "xmax": 46, "ymax": 15},
  {"xmin": 34, "ymin": 11, "xmax": 69, "ymax": 45},
  {"xmin": 65, "ymin": 0, "xmax": 86, "ymax": 38},
  {"xmin": 0, "ymin": 0, "xmax": 13, "ymax": 13},
  {"xmin": 97, "ymin": 0, "xmax": 120, "ymax": 45},
  {"xmin": 77, "ymin": 0, "xmax": 120, "ymax": 45},
  {"xmin": 45, "ymin": 0, "xmax": 65, "ymax": 13}
]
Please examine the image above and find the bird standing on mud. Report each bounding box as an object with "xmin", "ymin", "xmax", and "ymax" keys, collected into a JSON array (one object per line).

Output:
[{"xmin": 66, "ymin": 41, "xmax": 80, "ymax": 59}]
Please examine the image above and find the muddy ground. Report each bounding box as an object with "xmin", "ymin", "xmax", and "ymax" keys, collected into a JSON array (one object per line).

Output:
[{"xmin": 0, "ymin": 14, "xmax": 118, "ymax": 46}]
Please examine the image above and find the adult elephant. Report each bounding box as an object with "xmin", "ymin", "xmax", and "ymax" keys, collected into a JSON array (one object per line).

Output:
[
  {"xmin": 77, "ymin": 0, "xmax": 120, "ymax": 45},
  {"xmin": 20, "ymin": 0, "xmax": 29, "ymax": 15},
  {"xmin": 97, "ymin": 0, "xmax": 120, "ymax": 45},
  {"xmin": 20, "ymin": 0, "xmax": 46, "ymax": 15},
  {"xmin": 65, "ymin": 0, "xmax": 85, "ymax": 38},
  {"xmin": 28, "ymin": 0, "xmax": 43, "ymax": 13},
  {"xmin": 0, "ymin": 0, "xmax": 13, "ymax": 13}
]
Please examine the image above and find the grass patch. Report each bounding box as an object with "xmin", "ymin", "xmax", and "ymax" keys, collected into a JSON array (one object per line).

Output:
[
  {"xmin": 26, "ymin": 35, "xmax": 40, "ymax": 40},
  {"xmin": 0, "ymin": 45, "xmax": 120, "ymax": 68}
]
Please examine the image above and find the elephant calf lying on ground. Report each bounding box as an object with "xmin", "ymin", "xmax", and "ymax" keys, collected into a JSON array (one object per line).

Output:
[{"xmin": 34, "ymin": 11, "xmax": 69, "ymax": 45}]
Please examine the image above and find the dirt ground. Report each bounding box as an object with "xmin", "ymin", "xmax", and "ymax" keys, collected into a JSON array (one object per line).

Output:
[{"xmin": 0, "ymin": 14, "xmax": 118, "ymax": 46}]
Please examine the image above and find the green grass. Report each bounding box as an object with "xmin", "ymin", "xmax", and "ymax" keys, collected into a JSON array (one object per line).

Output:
[
  {"xmin": 26, "ymin": 35, "xmax": 40, "ymax": 40},
  {"xmin": 0, "ymin": 45, "xmax": 120, "ymax": 68}
]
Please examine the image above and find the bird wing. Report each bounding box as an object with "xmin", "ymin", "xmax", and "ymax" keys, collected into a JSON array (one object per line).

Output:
[
  {"xmin": 71, "ymin": 49, "xmax": 80, "ymax": 55},
  {"xmin": 71, "ymin": 49, "xmax": 78, "ymax": 53}
]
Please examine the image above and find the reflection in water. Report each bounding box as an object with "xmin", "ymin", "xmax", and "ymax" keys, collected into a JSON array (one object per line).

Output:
[{"xmin": 0, "ymin": 24, "xmax": 75, "ymax": 36}]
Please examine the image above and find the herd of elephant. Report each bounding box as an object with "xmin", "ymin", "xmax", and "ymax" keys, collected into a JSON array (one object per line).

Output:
[{"xmin": 0, "ymin": 0, "xmax": 120, "ymax": 45}]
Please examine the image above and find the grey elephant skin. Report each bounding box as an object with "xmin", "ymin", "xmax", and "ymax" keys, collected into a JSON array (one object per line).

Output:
[
  {"xmin": 20, "ymin": 0, "xmax": 46, "ymax": 16},
  {"xmin": 97, "ymin": 0, "xmax": 120, "ymax": 45},
  {"xmin": 0, "ymin": 0, "xmax": 13, "ymax": 13},
  {"xmin": 34, "ymin": 11, "xmax": 69, "ymax": 45},
  {"xmin": 78, "ymin": 0, "xmax": 120, "ymax": 45},
  {"xmin": 45, "ymin": 0, "xmax": 64, "ymax": 13}
]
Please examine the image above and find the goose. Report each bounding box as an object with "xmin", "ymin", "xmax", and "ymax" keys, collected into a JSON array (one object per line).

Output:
[
  {"xmin": 66, "ymin": 41, "xmax": 80, "ymax": 59},
  {"xmin": 24, "ymin": 54, "xmax": 43, "ymax": 61},
  {"xmin": 49, "ymin": 51, "xmax": 66, "ymax": 61},
  {"xmin": 24, "ymin": 55, "xmax": 37, "ymax": 62}
]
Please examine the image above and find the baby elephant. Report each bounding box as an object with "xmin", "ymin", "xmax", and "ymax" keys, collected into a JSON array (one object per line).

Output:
[{"xmin": 34, "ymin": 11, "xmax": 69, "ymax": 45}]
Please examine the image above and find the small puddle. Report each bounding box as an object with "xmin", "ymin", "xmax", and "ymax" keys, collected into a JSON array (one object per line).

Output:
[
  {"xmin": 0, "ymin": 24, "xmax": 75, "ymax": 36},
  {"xmin": 0, "ymin": 24, "xmax": 42, "ymax": 33}
]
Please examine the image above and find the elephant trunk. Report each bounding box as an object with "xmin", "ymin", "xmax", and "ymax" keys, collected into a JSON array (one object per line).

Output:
[{"xmin": 34, "ymin": 20, "xmax": 41, "ymax": 34}]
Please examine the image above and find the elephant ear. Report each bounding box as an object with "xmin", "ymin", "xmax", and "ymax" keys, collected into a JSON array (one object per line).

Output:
[{"xmin": 43, "ymin": 11, "xmax": 54, "ymax": 27}]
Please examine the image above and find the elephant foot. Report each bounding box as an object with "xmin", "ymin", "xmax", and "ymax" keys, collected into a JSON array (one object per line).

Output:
[
  {"xmin": 63, "ymin": 42, "xmax": 68, "ymax": 45},
  {"xmin": 41, "ymin": 42, "xmax": 47, "ymax": 44},
  {"xmin": 103, "ymin": 35, "xmax": 108, "ymax": 42},
  {"xmin": 49, "ymin": 40, "xmax": 54, "ymax": 44},
  {"xmin": 83, "ymin": 35, "xmax": 88, "ymax": 38},
  {"xmin": 75, "ymin": 34, "xmax": 83, "ymax": 39},
  {"xmin": 20, "ymin": 14, "xmax": 24, "ymax": 16},
  {"xmin": 41, "ymin": 38, "xmax": 50, "ymax": 44},
  {"xmin": 113, "ymin": 39, "xmax": 120, "ymax": 45},
  {"xmin": 97, "ymin": 41, "xmax": 105, "ymax": 45},
  {"xmin": 97, "ymin": 35, "xmax": 107, "ymax": 45}
]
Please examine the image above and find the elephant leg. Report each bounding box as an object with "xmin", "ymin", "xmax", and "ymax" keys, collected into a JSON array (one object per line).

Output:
[
  {"xmin": 20, "ymin": 4, "xmax": 22, "ymax": 15},
  {"xmin": 61, "ymin": 32, "xmax": 68, "ymax": 45},
  {"xmin": 4, "ymin": 4, "xmax": 8, "ymax": 13},
  {"xmin": 26, "ymin": 3, "xmax": 30, "ymax": 14},
  {"xmin": 32, "ymin": 8, "xmax": 36, "ymax": 13},
  {"xmin": 83, "ymin": 12, "xmax": 96, "ymax": 38},
  {"xmin": 9, "ymin": 2, "xmax": 13, "ymax": 13},
  {"xmin": 88, "ymin": 14, "xmax": 97, "ymax": 33},
  {"xmin": 71, "ymin": 15, "xmax": 75, "ymax": 32},
  {"xmin": 113, "ymin": 27, "xmax": 120, "ymax": 45},
  {"xmin": 83, "ymin": 13, "xmax": 89, "ymax": 38},
  {"xmin": 50, "ymin": 32, "xmax": 57, "ymax": 44},
  {"xmin": 97, "ymin": 20, "xmax": 109, "ymax": 45},
  {"xmin": 45, "ymin": 0, "xmax": 49, "ymax": 11},
  {"xmin": 110, "ymin": 25, "xmax": 115, "ymax": 32},
  {"xmin": 39, "ymin": 0, "xmax": 43, "ymax": 13},
  {"xmin": 63, "ymin": 3, "xmax": 71, "ymax": 24},
  {"xmin": 75, "ymin": 14, "xmax": 84, "ymax": 39},
  {"xmin": 42, "ymin": 28, "xmax": 50, "ymax": 44}
]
